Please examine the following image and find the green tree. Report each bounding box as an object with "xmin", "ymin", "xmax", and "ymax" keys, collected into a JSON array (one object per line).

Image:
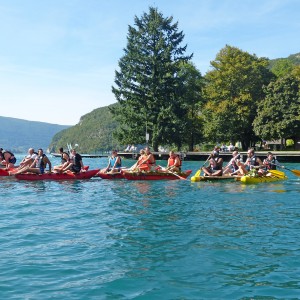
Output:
[
  {"xmin": 202, "ymin": 45, "xmax": 274, "ymax": 150},
  {"xmin": 177, "ymin": 62, "xmax": 204, "ymax": 151},
  {"xmin": 291, "ymin": 65, "xmax": 300, "ymax": 82},
  {"xmin": 253, "ymin": 74, "xmax": 300, "ymax": 148},
  {"xmin": 112, "ymin": 7, "xmax": 192, "ymax": 151},
  {"xmin": 271, "ymin": 58, "xmax": 294, "ymax": 78}
]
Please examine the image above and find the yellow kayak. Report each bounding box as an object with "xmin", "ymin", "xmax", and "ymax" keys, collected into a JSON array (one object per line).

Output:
[
  {"xmin": 191, "ymin": 175, "xmax": 240, "ymax": 182},
  {"xmin": 191, "ymin": 170, "xmax": 241, "ymax": 182},
  {"xmin": 240, "ymin": 170, "xmax": 287, "ymax": 184}
]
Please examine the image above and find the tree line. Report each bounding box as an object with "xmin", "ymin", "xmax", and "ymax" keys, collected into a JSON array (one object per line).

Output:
[{"xmin": 111, "ymin": 6, "xmax": 300, "ymax": 151}]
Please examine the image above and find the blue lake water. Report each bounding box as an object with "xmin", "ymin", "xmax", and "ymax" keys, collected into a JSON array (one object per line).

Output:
[{"xmin": 1, "ymin": 155, "xmax": 300, "ymax": 299}]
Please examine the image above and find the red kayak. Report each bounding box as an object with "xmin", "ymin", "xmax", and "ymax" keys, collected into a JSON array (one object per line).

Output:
[
  {"xmin": 15, "ymin": 169, "xmax": 100, "ymax": 181},
  {"xmin": 0, "ymin": 168, "xmax": 18, "ymax": 176},
  {"xmin": 96, "ymin": 172, "xmax": 124, "ymax": 179},
  {"xmin": 122, "ymin": 170, "xmax": 192, "ymax": 180}
]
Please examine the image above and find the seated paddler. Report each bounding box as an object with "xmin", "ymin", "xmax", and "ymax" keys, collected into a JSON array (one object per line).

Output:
[
  {"xmin": 166, "ymin": 151, "xmax": 182, "ymax": 172},
  {"xmin": 202, "ymin": 149, "xmax": 223, "ymax": 176},
  {"xmin": 100, "ymin": 150, "xmax": 122, "ymax": 174},
  {"xmin": 137, "ymin": 147, "xmax": 156, "ymax": 171}
]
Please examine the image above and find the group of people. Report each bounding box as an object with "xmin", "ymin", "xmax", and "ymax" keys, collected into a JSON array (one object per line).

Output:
[
  {"xmin": 2, "ymin": 146, "xmax": 182, "ymax": 176},
  {"xmin": 1, "ymin": 147, "xmax": 85, "ymax": 175},
  {"xmin": 99, "ymin": 147, "xmax": 182, "ymax": 174},
  {"xmin": 2, "ymin": 145, "xmax": 281, "ymax": 177},
  {"xmin": 201, "ymin": 146, "xmax": 280, "ymax": 177}
]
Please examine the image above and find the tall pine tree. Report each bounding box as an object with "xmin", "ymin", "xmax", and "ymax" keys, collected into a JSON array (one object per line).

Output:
[{"xmin": 112, "ymin": 7, "xmax": 192, "ymax": 151}]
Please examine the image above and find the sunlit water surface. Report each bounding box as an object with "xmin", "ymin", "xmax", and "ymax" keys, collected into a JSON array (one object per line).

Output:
[{"xmin": 1, "ymin": 155, "xmax": 300, "ymax": 299}]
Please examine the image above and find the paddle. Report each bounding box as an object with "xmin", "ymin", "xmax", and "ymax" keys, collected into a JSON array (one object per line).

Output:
[
  {"xmin": 157, "ymin": 165, "xmax": 186, "ymax": 180},
  {"xmin": 167, "ymin": 169, "xmax": 186, "ymax": 180},
  {"xmin": 195, "ymin": 154, "xmax": 212, "ymax": 176},
  {"xmin": 271, "ymin": 163, "xmax": 300, "ymax": 177},
  {"xmin": 268, "ymin": 169, "xmax": 286, "ymax": 178}
]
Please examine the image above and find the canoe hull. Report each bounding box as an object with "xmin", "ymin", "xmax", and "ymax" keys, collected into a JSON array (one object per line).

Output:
[
  {"xmin": 96, "ymin": 172, "xmax": 124, "ymax": 179},
  {"xmin": 240, "ymin": 174, "xmax": 287, "ymax": 184},
  {"xmin": 0, "ymin": 168, "xmax": 17, "ymax": 176},
  {"xmin": 122, "ymin": 170, "xmax": 192, "ymax": 180},
  {"xmin": 15, "ymin": 169, "xmax": 100, "ymax": 181},
  {"xmin": 191, "ymin": 175, "xmax": 241, "ymax": 182}
]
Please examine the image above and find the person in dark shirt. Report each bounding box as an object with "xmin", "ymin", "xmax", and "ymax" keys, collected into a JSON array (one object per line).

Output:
[{"xmin": 61, "ymin": 149, "xmax": 85, "ymax": 173}]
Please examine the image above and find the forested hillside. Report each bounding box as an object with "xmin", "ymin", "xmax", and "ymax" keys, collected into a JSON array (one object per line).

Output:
[
  {"xmin": 49, "ymin": 103, "xmax": 121, "ymax": 153},
  {"xmin": 269, "ymin": 52, "xmax": 300, "ymax": 68},
  {"xmin": 47, "ymin": 51, "xmax": 300, "ymax": 153},
  {"xmin": 0, "ymin": 116, "xmax": 69, "ymax": 153}
]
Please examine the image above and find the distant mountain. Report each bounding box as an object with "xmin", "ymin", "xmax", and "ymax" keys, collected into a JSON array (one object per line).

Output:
[
  {"xmin": 0, "ymin": 116, "xmax": 70, "ymax": 153},
  {"xmin": 269, "ymin": 52, "xmax": 300, "ymax": 68},
  {"xmin": 49, "ymin": 103, "xmax": 121, "ymax": 153}
]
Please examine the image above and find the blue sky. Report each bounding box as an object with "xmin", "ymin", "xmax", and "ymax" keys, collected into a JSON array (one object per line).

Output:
[{"xmin": 0, "ymin": 0, "xmax": 299, "ymax": 125}]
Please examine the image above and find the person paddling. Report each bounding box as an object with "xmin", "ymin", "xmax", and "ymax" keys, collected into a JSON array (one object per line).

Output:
[
  {"xmin": 263, "ymin": 152, "xmax": 280, "ymax": 171},
  {"xmin": 2, "ymin": 150, "xmax": 17, "ymax": 169},
  {"xmin": 62, "ymin": 149, "xmax": 85, "ymax": 173},
  {"xmin": 237, "ymin": 148, "xmax": 263, "ymax": 175},
  {"xmin": 202, "ymin": 148, "xmax": 223, "ymax": 176},
  {"xmin": 223, "ymin": 150, "xmax": 242, "ymax": 176},
  {"xmin": 100, "ymin": 150, "xmax": 122, "ymax": 174},
  {"xmin": 18, "ymin": 148, "xmax": 38, "ymax": 169},
  {"xmin": 137, "ymin": 147, "xmax": 156, "ymax": 171},
  {"xmin": 166, "ymin": 151, "xmax": 182, "ymax": 172},
  {"xmin": 14, "ymin": 148, "xmax": 51, "ymax": 175},
  {"xmin": 130, "ymin": 149, "xmax": 146, "ymax": 171}
]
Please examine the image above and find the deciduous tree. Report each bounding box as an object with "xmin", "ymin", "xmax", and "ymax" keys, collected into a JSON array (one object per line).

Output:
[
  {"xmin": 202, "ymin": 45, "xmax": 274, "ymax": 150},
  {"xmin": 253, "ymin": 74, "xmax": 300, "ymax": 148}
]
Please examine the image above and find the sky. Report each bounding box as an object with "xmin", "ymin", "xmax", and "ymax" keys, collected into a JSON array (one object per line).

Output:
[{"xmin": 0, "ymin": 0, "xmax": 299, "ymax": 125}]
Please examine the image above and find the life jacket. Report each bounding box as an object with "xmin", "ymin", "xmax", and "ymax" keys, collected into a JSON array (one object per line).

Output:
[
  {"xmin": 144, "ymin": 154, "xmax": 156, "ymax": 165},
  {"xmin": 246, "ymin": 155, "xmax": 259, "ymax": 167},
  {"xmin": 139, "ymin": 153, "xmax": 156, "ymax": 171},
  {"xmin": 72, "ymin": 153, "xmax": 83, "ymax": 168},
  {"xmin": 210, "ymin": 157, "xmax": 221, "ymax": 170},
  {"xmin": 109, "ymin": 156, "xmax": 121, "ymax": 168},
  {"xmin": 37, "ymin": 154, "xmax": 46, "ymax": 168},
  {"xmin": 168, "ymin": 155, "xmax": 182, "ymax": 167},
  {"xmin": 230, "ymin": 158, "xmax": 239, "ymax": 171},
  {"xmin": 263, "ymin": 158, "xmax": 276, "ymax": 170}
]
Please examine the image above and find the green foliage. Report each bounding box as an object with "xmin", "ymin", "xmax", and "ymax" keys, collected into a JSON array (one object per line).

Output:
[
  {"xmin": 202, "ymin": 45, "xmax": 274, "ymax": 150},
  {"xmin": 49, "ymin": 104, "xmax": 120, "ymax": 153},
  {"xmin": 111, "ymin": 6, "xmax": 193, "ymax": 151},
  {"xmin": 177, "ymin": 62, "xmax": 205, "ymax": 151},
  {"xmin": 270, "ymin": 59, "xmax": 294, "ymax": 78},
  {"xmin": 253, "ymin": 74, "xmax": 300, "ymax": 140},
  {"xmin": 269, "ymin": 52, "xmax": 300, "ymax": 69},
  {"xmin": 291, "ymin": 65, "xmax": 300, "ymax": 82}
]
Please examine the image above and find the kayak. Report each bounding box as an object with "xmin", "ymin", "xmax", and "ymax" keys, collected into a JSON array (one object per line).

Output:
[
  {"xmin": 14, "ymin": 169, "xmax": 100, "ymax": 181},
  {"xmin": 96, "ymin": 172, "xmax": 124, "ymax": 179},
  {"xmin": 191, "ymin": 175, "xmax": 241, "ymax": 182},
  {"xmin": 240, "ymin": 173, "xmax": 288, "ymax": 184},
  {"xmin": 122, "ymin": 170, "xmax": 192, "ymax": 180},
  {"xmin": 0, "ymin": 168, "xmax": 18, "ymax": 176}
]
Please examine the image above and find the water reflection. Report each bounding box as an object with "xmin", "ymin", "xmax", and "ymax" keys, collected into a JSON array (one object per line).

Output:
[{"xmin": 55, "ymin": 180, "xmax": 84, "ymax": 193}]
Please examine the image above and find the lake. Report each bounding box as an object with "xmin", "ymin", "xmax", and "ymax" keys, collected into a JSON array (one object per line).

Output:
[{"xmin": 0, "ymin": 154, "xmax": 300, "ymax": 299}]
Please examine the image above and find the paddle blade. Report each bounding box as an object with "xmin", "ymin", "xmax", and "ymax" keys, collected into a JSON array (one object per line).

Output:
[
  {"xmin": 291, "ymin": 169, "xmax": 300, "ymax": 177},
  {"xmin": 194, "ymin": 169, "xmax": 201, "ymax": 177},
  {"xmin": 269, "ymin": 170, "xmax": 286, "ymax": 178}
]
